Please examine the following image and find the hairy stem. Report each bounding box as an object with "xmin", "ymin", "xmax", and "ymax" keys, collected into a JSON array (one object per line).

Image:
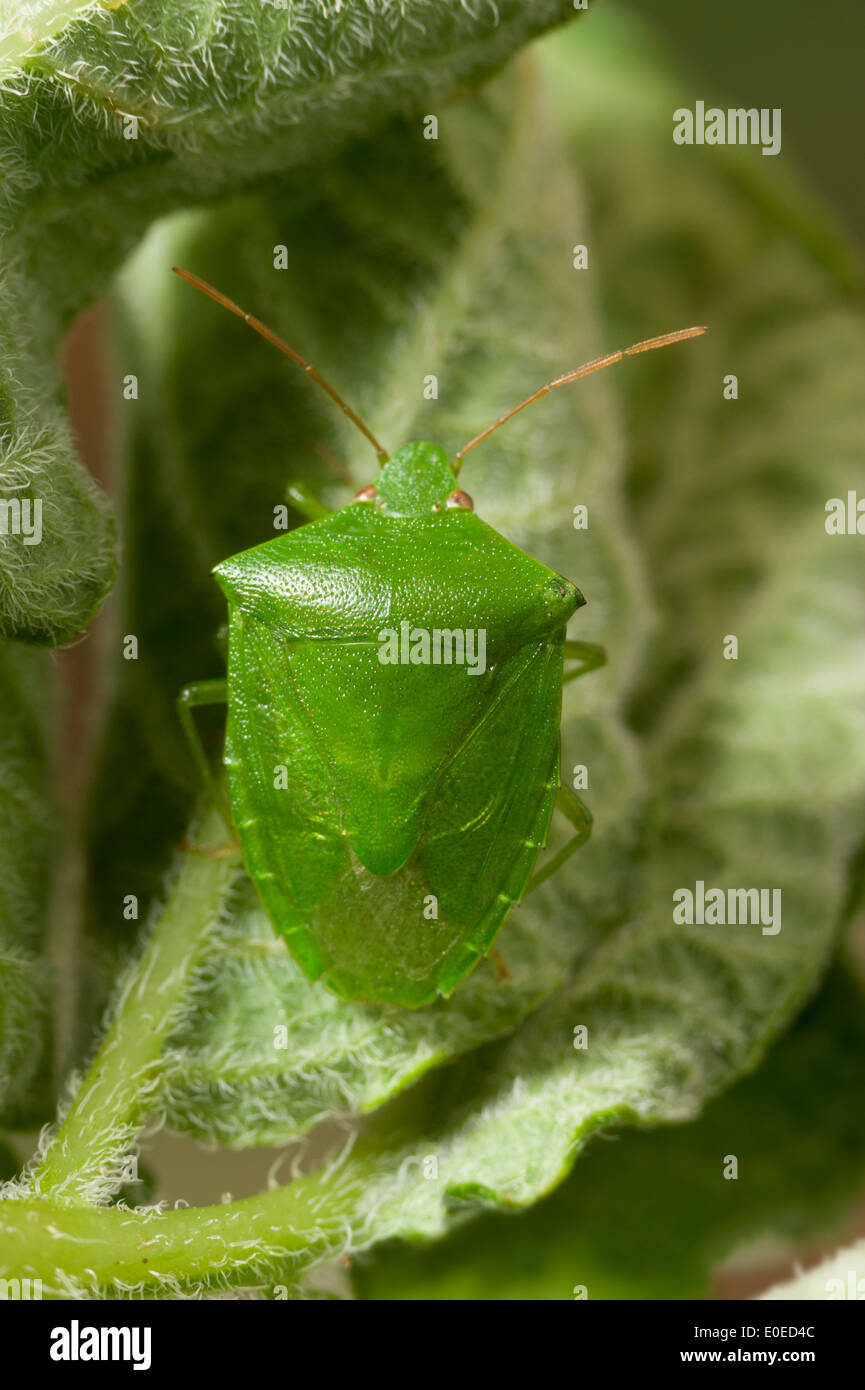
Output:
[
  {"xmin": 32, "ymin": 805, "xmax": 241, "ymax": 1199},
  {"xmin": 0, "ymin": 1169, "xmax": 361, "ymax": 1294}
]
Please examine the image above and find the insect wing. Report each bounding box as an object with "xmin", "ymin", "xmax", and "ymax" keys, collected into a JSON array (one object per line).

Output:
[
  {"xmin": 225, "ymin": 601, "xmax": 563, "ymax": 1002},
  {"xmin": 421, "ymin": 635, "xmax": 563, "ymax": 994}
]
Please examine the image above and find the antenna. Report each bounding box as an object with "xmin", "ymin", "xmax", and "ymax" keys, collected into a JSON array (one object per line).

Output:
[
  {"xmin": 172, "ymin": 267, "xmax": 389, "ymax": 464},
  {"xmin": 454, "ymin": 326, "xmax": 707, "ymax": 468}
]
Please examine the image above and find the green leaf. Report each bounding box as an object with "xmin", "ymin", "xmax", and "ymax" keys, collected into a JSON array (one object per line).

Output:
[
  {"xmin": 0, "ymin": 0, "xmax": 583, "ymax": 643},
  {"xmin": 0, "ymin": 642, "xmax": 52, "ymax": 1121},
  {"xmin": 13, "ymin": 3, "xmax": 861, "ymax": 1294},
  {"xmin": 322, "ymin": 13, "xmax": 865, "ymax": 1233},
  {"xmin": 543, "ymin": 8, "xmax": 865, "ymax": 729},
  {"xmin": 93, "ymin": 1, "xmax": 865, "ymax": 1187},
  {"xmin": 159, "ymin": 4, "xmax": 865, "ymax": 1196},
  {"xmin": 353, "ymin": 967, "xmax": 865, "ymax": 1299},
  {"xmin": 94, "ymin": 57, "xmax": 649, "ymax": 1143}
]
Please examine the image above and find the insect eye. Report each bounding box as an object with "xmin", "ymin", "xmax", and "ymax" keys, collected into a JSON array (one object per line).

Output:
[
  {"xmin": 446, "ymin": 489, "xmax": 474, "ymax": 510},
  {"xmin": 354, "ymin": 483, "xmax": 377, "ymax": 502}
]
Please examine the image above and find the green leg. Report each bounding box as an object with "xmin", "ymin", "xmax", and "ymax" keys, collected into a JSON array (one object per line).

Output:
[
  {"xmin": 525, "ymin": 785, "xmax": 593, "ymax": 895},
  {"xmin": 286, "ymin": 480, "xmax": 333, "ymax": 521},
  {"xmin": 563, "ymin": 640, "xmax": 606, "ymax": 685},
  {"xmin": 523, "ymin": 645, "xmax": 604, "ymax": 893},
  {"xmin": 177, "ymin": 679, "xmax": 231, "ymax": 823}
]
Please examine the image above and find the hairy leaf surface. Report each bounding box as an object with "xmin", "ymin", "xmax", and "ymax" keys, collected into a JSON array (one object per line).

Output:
[
  {"xmin": 35, "ymin": 4, "xmax": 865, "ymax": 1286},
  {"xmin": 0, "ymin": 0, "xmax": 581, "ymax": 641},
  {"xmin": 100, "ymin": 59, "xmax": 649, "ymax": 1142}
]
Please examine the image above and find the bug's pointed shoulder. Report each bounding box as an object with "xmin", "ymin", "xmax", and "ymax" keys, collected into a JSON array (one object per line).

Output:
[{"xmin": 211, "ymin": 505, "xmax": 390, "ymax": 640}]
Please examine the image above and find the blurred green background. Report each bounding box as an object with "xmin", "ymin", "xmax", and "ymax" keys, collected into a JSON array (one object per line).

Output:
[{"xmin": 630, "ymin": 0, "xmax": 864, "ymax": 241}]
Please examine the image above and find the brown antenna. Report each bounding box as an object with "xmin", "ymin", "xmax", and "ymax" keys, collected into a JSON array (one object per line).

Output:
[
  {"xmin": 454, "ymin": 326, "xmax": 707, "ymax": 469},
  {"xmin": 172, "ymin": 267, "xmax": 389, "ymax": 464}
]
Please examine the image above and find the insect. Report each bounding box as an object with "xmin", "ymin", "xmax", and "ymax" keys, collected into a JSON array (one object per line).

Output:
[{"xmin": 174, "ymin": 265, "xmax": 705, "ymax": 1007}]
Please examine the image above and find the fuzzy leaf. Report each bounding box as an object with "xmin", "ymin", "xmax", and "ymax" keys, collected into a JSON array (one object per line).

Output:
[
  {"xmin": 353, "ymin": 968, "xmax": 865, "ymax": 1299},
  {"xmin": 94, "ymin": 58, "xmax": 649, "ymax": 1142},
  {"xmin": 311, "ymin": 13, "xmax": 865, "ymax": 1239},
  {"xmin": 160, "ymin": 11, "xmax": 865, "ymax": 1195},
  {"xmin": 0, "ymin": 0, "xmax": 582, "ymax": 642},
  {"xmin": 58, "ymin": 3, "xmax": 865, "ymax": 1286}
]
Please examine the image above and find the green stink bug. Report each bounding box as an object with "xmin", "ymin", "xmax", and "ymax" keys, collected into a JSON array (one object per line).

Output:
[{"xmin": 174, "ymin": 267, "xmax": 705, "ymax": 1007}]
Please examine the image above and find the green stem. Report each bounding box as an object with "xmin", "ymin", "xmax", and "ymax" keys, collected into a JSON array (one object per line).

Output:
[
  {"xmin": 33, "ymin": 805, "xmax": 241, "ymax": 1199},
  {"xmin": 2, "ymin": 803, "xmax": 394, "ymax": 1295},
  {"xmin": 0, "ymin": 1170, "xmax": 364, "ymax": 1295}
]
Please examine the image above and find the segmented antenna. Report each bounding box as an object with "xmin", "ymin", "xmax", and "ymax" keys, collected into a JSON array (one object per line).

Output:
[
  {"xmin": 172, "ymin": 267, "xmax": 389, "ymax": 464},
  {"xmin": 454, "ymin": 326, "xmax": 708, "ymax": 468}
]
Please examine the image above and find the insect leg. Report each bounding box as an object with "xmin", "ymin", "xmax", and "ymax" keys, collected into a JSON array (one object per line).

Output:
[
  {"xmin": 525, "ymin": 786, "xmax": 593, "ymax": 895},
  {"xmin": 286, "ymin": 480, "xmax": 333, "ymax": 521},
  {"xmin": 562, "ymin": 640, "xmax": 606, "ymax": 685},
  {"xmin": 176, "ymin": 678, "xmax": 231, "ymax": 823},
  {"xmin": 488, "ymin": 946, "xmax": 513, "ymax": 982},
  {"xmin": 526, "ymin": 641, "xmax": 602, "ymax": 891}
]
